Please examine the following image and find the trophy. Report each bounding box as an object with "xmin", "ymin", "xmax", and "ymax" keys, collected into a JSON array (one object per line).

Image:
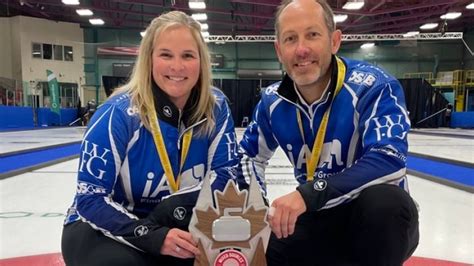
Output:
[{"xmin": 188, "ymin": 172, "xmax": 271, "ymax": 266}]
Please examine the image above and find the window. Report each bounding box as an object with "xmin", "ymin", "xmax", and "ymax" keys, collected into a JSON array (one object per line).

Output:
[
  {"xmin": 64, "ymin": 46, "xmax": 73, "ymax": 61},
  {"xmin": 32, "ymin": 43, "xmax": 42, "ymax": 58},
  {"xmin": 43, "ymin": 44, "xmax": 52, "ymax": 60},
  {"xmin": 53, "ymin": 45, "xmax": 63, "ymax": 60}
]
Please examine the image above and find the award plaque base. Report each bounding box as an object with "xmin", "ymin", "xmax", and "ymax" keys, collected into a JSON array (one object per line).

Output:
[{"xmin": 189, "ymin": 174, "xmax": 270, "ymax": 266}]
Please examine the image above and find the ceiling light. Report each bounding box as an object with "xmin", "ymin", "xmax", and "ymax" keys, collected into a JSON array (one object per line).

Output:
[
  {"xmin": 201, "ymin": 31, "xmax": 210, "ymax": 38},
  {"xmin": 140, "ymin": 31, "xmax": 146, "ymax": 37},
  {"xmin": 62, "ymin": 0, "xmax": 80, "ymax": 5},
  {"xmin": 403, "ymin": 31, "xmax": 419, "ymax": 37},
  {"xmin": 360, "ymin": 42, "xmax": 374, "ymax": 49},
  {"xmin": 343, "ymin": 0, "xmax": 364, "ymax": 10},
  {"xmin": 192, "ymin": 13, "xmax": 207, "ymax": 21},
  {"xmin": 200, "ymin": 23, "xmax": 209, "ymax": 31},
  {"xmin": 89, "ymin": 18, "xmax": 105, "ymax": 25},
  {"xmin": 419, "ymin": 23, "xmax": 438, "ymax": 30},
  {"xmin": 334, "ymin": 14, "xmax": 348, "ymax": 23},
  {"xmin": 76, "ymin": 9, "xmax": 93, "ymax": 16},
  {"xmin": 440, "ymin": 12, "xmax": 461, "ymax": 20},
  {"xmin": 189, "ymin": 0, "xmax": 206, "ymax": 9},
  {"xmin": 466, "ymin": 3, "xmax": 474, "ymax": 9}
]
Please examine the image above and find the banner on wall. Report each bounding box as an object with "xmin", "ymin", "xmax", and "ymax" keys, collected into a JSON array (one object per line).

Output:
[{"xmin": 46, "ymin": 69, "xmax": 60, "ymax": 115}]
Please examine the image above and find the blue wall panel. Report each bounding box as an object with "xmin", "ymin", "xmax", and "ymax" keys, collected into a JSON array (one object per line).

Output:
[
  {"xmin": 451, "ymin": 112, "xmax": 474, "ymax": 128},
  {"xmin": 0, "ymin": 106, "xmax": 34, "ymax": 129},
  {"xmin": 0, "ymin": 106, "xmax": 78, "ymax": 129}
]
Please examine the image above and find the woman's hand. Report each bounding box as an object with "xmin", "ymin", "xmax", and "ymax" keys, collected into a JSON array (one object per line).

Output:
[{"xmin": 160, "ymin": 228, "xmax": 200, "ymax": 259}]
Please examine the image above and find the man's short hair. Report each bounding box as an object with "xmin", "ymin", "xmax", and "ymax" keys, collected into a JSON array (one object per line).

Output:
[{"xmin": 274, "ymin": 0, "xmax": 336, "ymax": 38}]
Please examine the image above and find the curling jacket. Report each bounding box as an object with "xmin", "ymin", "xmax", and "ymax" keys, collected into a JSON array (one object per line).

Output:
[
  {"xmin": 64, "ymin": 86, "xmax": 239, "ymax": 257},
  {"xmin": 239, "ymin": 56, "xmax": 411, "ymax": 212}
]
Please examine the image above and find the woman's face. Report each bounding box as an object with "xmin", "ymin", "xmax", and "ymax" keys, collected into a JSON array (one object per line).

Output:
[{"xmin": 152, "ymin": 25, "xmax": 200, "ymax": 109}]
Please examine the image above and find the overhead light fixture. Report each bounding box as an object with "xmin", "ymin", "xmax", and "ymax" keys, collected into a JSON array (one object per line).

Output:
[
  {"xmin": 334, "ymin": 14, "xmax": 348, "ymax": 23},
  {"xmin": 440, "ymin": 12, "xmax": 462, "ymax": 20},
  {"xmin": 192, "ymin": 13, "xmax": 207, "ymax": 21},
  {"xmin": 343, "ymin": 0, "xmax": 364, "ymax": 10},
  {"xmin": 189, "ymin": 0, "xmax": 206, "ymax": 9},
  {"xmin": 200, "ymin": 23, "xmax": 209, "ymax": 31},
  {"xmin": 76, "ymin": 9, "xmax": 93, "ymax": 16},
  {"xmin": 140, "ymin": 31, "xmax": 146, "ymax": 37},
  {"xmin": 89, "ymin": 18, "xmax": 105, "ymax": 25},
  {"xmin": 403, "ymin": 31, "xmax": 419, "ymax": 37},
  {"xmin": 419, "ymin": 23, "xmax": 438, "ymax": 30},
  {"xmin": 466, "ymin": 3, "xmax": 474, "ymax": 9},
  {"xmin": 360, "ymin": 42, "xmax": 374, "ymax": 49},
  {"xmin": 62, "ymin": 0, "xmax": 80, "ymax": 5},
  {"xmin": 201, "ymin": 31, "xmax": 210, "ymax": 38}
]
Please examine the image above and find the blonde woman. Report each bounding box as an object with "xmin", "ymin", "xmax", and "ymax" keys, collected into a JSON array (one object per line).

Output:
[{"xmin": 62, "ymin": 11, "xmax": 239, "ymax": 266}]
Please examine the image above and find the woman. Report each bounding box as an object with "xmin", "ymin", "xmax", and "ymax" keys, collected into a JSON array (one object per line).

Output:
[{"xmin": 62, "ymin": 11, "xmax": 239, "ymax": 265}]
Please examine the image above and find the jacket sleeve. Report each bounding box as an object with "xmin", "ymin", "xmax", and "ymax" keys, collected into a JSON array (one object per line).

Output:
[
  {"xmin": 206, "ymin": 94, "xmax": 241, "ymax": 190},
  {"xmin": 74, "ymin": 104, "xmax": 169, "ymax": 257},
  {"xmin": 297, "ymin": 79, "xmax": 411, "ymax": 211},
  {"xmin": 238, "ymin": 97, "xmax": 281, "ymax": 195}
]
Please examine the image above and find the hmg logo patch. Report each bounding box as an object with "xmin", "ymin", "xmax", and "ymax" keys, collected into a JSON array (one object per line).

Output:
[
  {"xmin": 79, "ymin": 140, "xmax": 110, "ymax": 179},
  {"xmin": 373, "ymin": 115, "xmax": 406, "ymax": 141}
]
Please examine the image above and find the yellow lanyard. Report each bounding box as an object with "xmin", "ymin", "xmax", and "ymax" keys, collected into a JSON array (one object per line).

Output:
[
  {"xmin": 149, "ymin": 110, "xmax": 193, "ymax": 193},
  {"xmin": 296, "ymin": 56, "xmax": 346, "ymax": 182}
]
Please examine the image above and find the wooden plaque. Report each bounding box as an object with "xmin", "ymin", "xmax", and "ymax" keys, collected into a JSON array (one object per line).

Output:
[{"xmin": 189, "ymin": 173, "xmax": 271, "ymax": 266}]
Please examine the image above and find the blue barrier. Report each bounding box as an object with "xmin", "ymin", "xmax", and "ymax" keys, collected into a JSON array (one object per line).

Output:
[
  {"xmin": 451, "ymin": 112, "xmax": 474, "ymax": 128},
  {"xmin": 0, "ymin": 106, "xmax": 34, "ymax": 128},
  {"xmin": 0, "ymin": 106, "xmax": 78, "ymax": 129},
  {"xmin": 37, "ymin": 108, "xmax": 78, "ymax": 126}
]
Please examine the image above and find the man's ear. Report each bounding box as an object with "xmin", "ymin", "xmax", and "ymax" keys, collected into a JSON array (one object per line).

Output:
[
  {"xmin": 274, "ymin": 40, "xmax": 282, "ymax": 63},
  {"xmin": 331, "ymin": 29, "xmax": 342, "ymax": 54}
]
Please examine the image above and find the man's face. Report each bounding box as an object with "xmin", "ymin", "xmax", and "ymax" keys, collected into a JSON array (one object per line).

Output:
[{"xmin": 275, "ymin": 0, "xmax": 341, "ymax": 91}]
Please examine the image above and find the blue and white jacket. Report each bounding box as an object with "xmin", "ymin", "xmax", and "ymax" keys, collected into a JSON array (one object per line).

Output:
[
  {"xmin": 239, "ymin": 56, "xmax": 411, "ymax": 212},
  {"xmin": 64, "ymin": 86, "xmax": 239, "ymax": 257}
]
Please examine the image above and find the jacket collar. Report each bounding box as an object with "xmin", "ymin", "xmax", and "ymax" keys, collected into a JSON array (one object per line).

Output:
[
  {"xmin": 151, "ymin": 81, "xmax": 198, "ymax": 128},
  {"xmin": 277, "ymin": 55, "xmax": 340, "ymax": 105}
]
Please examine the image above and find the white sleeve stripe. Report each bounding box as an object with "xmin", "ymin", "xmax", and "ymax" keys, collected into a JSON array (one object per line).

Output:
[
  {"xmin": 82, "ymin": 105, "xmax": 113, "ymax": 144},
  {"xmin": 80, "ymin": 216, "xmax": 144, "ymax": 252},
  {"xmin": 343, "ymin": 83, "xmax": 360, "ymax": 166},
  {"xmin": 387, "ymin": 83, "xmax": 411, "ymax": 127},
  {"xmin": 322, "ymin": 168, "xmax": 406, "ymax": 210},
  {"xmin": 121, "ymin": 127, "xmax": 141, "ymax": 211},
  {"xmin": 108, "ymin": 107, "xmax": 122, "ymax": 188},
  {"xmin": 207, "ymin": 112, "xmax": 229, "ymax": 171},
  {"xmin": 103, "ymin": 196, "xmax": 138, "ymax": 219},
  {"xmin": 362, "ymin": 88, "xmax": 384, "ymax": 146}
]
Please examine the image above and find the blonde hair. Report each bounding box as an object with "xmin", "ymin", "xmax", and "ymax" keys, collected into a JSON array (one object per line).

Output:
[
  {"xmin": 113, "ymin": 11, "xmax": 215, "ymax": 135},
  {"xmin": 275, "ymin": 0, "xmax": 336, "ymax": 39}
]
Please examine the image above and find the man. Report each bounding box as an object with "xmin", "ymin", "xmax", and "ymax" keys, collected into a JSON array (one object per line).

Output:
[{"xmin": 238, "ymin": 0, "xmax": 419, "ymax": 265}]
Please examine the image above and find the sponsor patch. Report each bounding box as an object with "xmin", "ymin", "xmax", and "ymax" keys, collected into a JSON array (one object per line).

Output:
[
  {"xmin": 313, "ymin": 179, "xmax": 327, "ymax": 191},
  {"xmin": 163, "ymin": 106, "xmax": 172, "ymax": 117},
  {"xmin": 134, "ymin": 225, "xmax": 149, "ymax": 236},
  {"xmin": 173, "ymin": 207, "xmax": 186, "ymax": 221}
]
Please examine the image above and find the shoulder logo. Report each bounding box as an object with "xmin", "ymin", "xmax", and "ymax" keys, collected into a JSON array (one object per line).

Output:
[
  {"xmin": 348, "ymin": 71, "xmax": 376, "ymax": 87},
  {"xmin": 265, "ymin": 85, "xmax": 278, "ymax": 95},
  {"xmin": 173, "ymin": 207, "xmax": 186, "ymax": 221},
  {"xmin": 313, "ymin": 179, "xmax": 327, "ymax": 191},
  {"xmin": 134, "ymin": 225, "xmax": 149, "ymax": 236},
  {"xmin": 163, "ymin": 106, "xmax": 172, "ymax": 117},
  {"xmin": 127, "ymin": 106, "xmax": 139, "ymax": 116}
]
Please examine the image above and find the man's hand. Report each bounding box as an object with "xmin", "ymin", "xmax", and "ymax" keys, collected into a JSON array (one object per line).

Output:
[
  {"xmin": 160, "ymin": 228, "xmax": 200, "ymax": 259},
  {"xmin": 268, "ymin": 190, "xmax": 306, "ymax": 239}
]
